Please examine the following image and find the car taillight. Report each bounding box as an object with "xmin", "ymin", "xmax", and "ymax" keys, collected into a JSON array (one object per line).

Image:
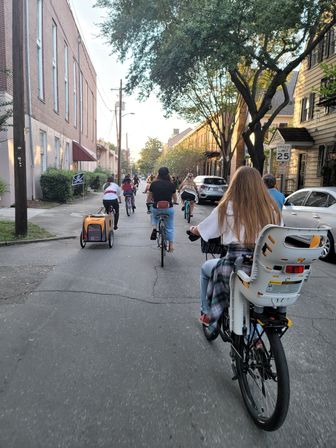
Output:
[{"xmin": 285, "ymin": 265, "xmax": 304, "ymax": 274}]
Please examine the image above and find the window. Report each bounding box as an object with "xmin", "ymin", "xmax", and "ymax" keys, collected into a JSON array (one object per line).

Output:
[
  {"xmin": 36, "ymin": 0, "xmax": 44, "ymax": 100},
  {"xmin": 64, "ymin": 43, "xmax": 69, "ymax": 121},
  {"xmin": 324, "ymin": 26, "xmax": 336, "ymax": 59},
  {"xmin": 305, "ymin": 191, "xmax": 330, "ymax": 208},
  {"xmin": 317, "ymin": 145, "xmax": 326, "ymax": 177},
  {"xmin": 64, "ymin": 142, "xmax": 70, "ymax": 169},
  {"xmin": 54, "ymin": 136, "xmax": 60, "ymax": 168},
  {"xmin": 79, "ymin": 71, "xmax": 83, "ymax": 133},
  {"xmin": 300, "ymin": 93, "xmax": 315, "ymax": 122},
  {"xmin": 285, "ymin": 191, "xmax": 308, "ymax": 206},
  {"xmin": 40, "ymin": 130, "xmax": 47, "ymax": 172},
  {"xmin": 91, "ymin": 90, "xmax": 94, "ymax": 141},
  {"xmin": 279, "ymin": 123, "xmax": 288, "ymax": 128},
  {"xmin": 86, "ymin": 80, "xmax": 89, "ymax": 136},
  {"xmin": 73, "ymin": 60, "xmax": 77, "ymax": 127},
  {"xmin": 52, "ymin": 21, "xmax": 58, "ymax": 112}
]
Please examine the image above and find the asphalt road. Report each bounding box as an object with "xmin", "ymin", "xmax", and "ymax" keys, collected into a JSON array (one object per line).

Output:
[{"xmin": 0, "ymin": 186, "xmax": 335, "ymax": 448}]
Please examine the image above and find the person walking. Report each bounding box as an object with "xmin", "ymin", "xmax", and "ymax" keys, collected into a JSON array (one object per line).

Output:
[
  {"xmin": 102, "ymin": 176, "xmax": 122, "ymax": 230},
  {"xmin": 263, "ymin": 173, "xmax": 286, "ymax": 210}
]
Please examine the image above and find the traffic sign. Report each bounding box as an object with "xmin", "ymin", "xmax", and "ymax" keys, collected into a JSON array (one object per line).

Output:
[
  {"xmin": 276, "ymin": 144, "xmax": 291, "ymax": 162},
  {"xmin": 72, "ymin": 172, "xmax": 84, "ymax": 186}
]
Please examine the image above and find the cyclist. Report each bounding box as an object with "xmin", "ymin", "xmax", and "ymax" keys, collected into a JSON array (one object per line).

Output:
[
  {"xmin": 122, "ymin": 174, "xmax": 136, "ymax": 210},
  {"xmin": 189, "ymin": 166, "xmax": 281, "ymax": 327},
  {"xmin": 148, "ymin": 167, "xmax": 178, "ymax": 253},
  {"xmin": 143, "ymin": 174, "xmax": 155, "ymax": 214},
  {"xmin": 133, "ymin": 174, "xmax": 140, "ymax": 190},
  {"xmin": 102, "ymin": 175, "xmax": 122, "ymax": 230},
  {"xmin": 179, "ymin": 173, "xmax": 198, "ymax": 217}
]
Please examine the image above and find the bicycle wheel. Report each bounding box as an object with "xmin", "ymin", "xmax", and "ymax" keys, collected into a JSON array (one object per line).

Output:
[
  {"xmin": 234, "ymin": 327, "xmax": 290, "ymax": 431},
  {"xmin": 80, "ymin": 231, "xmax": 86, "ymax": 248},
  {"xmin": 125, "ymin": 197, "xmax": 131, "ymax": 216},
  {"xmin": 186, "ymin": 201, "xmax": 191, "ymax": 223},
  {"xmin": 108, "ymin": 230, "xmax": 114, "ymax": 248},
  {"xmin": 159, "ymin": 220, "xmax": 166, "ymax": 267}
]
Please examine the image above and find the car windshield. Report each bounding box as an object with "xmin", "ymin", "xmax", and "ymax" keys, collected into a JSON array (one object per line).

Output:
[{"xmin": 204, "ymin": 178, "xmax": 226, "ymax": 185}]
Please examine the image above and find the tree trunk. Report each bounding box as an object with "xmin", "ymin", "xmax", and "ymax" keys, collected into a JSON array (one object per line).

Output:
[{"xmin": 242, "ymin": 125, "xmax": 265, "ymax": 174}]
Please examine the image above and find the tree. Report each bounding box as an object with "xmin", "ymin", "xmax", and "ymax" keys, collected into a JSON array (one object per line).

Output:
[
  {"xmin": 165, "ymin": 63, "xmax": 244, "ymax": 180},
  {"xmin": 154, "ymin": 146, "xmax": 204, "ymax": 179},
  {"xmin": 137, "ymin": 137, "xmax": 162, "ymax": 174},
  {"xmin": 96, "ymin": 0, "xmax": 336, "ymax": 173},
  {"xmin": 0, "ymin": 98, "xmax": 12, "ymax": 133}
]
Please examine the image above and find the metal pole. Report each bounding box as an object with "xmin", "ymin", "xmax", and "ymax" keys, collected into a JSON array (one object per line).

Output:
[
  {"xmin": 13, "ymin": 0, "xmax": 28, "ymax": 236},
  {"xmin": 117, "ymin": 79, "xmax": 122, "ymax": 185}
]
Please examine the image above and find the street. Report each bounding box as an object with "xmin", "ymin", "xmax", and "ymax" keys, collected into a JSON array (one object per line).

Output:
[{"xmin": 0, "ymin": 190, "xmax": 335, "ymax": 448}]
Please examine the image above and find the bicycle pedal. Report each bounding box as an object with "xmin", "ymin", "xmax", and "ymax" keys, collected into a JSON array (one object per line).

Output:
[{"xmin": 231, "ymin": 375, "xmax": 238, "ymax": 381}]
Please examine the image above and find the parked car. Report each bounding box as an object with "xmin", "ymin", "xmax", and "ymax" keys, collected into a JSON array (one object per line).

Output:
[
  {"xmin": 282, "ymin": 187, "xmax": 336, "ymax": 261},
  {"xmin": 193, "ymin": 175, "xmax": 228, "ymax": 203}
]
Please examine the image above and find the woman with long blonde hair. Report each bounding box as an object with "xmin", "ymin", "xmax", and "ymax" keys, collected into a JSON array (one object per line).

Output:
[
  {"xmin": 189, "ymin": 166, "xmax": 281, "ymax": 326},
  {"xmin": 178, "ymin": 173, "xmax": 198, "ymax": 216}
]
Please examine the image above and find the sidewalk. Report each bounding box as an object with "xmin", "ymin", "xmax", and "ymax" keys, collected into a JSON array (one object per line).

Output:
[{"xmin": 0, "ymin": 193, "xmax": 102, "ymax": 245}]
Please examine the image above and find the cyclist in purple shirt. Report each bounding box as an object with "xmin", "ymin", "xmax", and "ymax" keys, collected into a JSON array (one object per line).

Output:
[{"xmin": 263, "ymin": 174, "xmax": 286, "ymax": 211}]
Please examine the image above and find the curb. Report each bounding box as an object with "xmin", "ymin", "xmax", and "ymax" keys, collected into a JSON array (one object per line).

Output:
[{"xmin": 0, "ymin": 235, "xmax": 77, "ymax": 247}]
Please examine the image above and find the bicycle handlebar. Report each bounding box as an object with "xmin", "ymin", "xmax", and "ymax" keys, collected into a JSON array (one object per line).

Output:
[{"xmin": 186, "ymin": 230, "xmax": 200, "ymax": 242}]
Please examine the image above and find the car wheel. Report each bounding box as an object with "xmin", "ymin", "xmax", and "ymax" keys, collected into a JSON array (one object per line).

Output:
[{"xmin": 320, "ymin": 231, "xmax": 335, "ymax": 261}]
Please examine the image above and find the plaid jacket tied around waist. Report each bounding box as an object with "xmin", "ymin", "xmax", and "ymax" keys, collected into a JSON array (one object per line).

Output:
[{"xmin": 206, "ymin": 246, "xmax": 254, "ymax": 323}]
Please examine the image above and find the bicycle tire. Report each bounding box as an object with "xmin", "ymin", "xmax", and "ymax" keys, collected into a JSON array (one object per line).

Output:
[
  {"xmin": 202, "ymin": 323, "xmax": 220, "ymax": 341},
  {"xmin": 108, "ymin": 230, "xmax": 114, "ymax": 248},
  {"xmin": 125, "ymin": 197, "xmax": 131, "ymax": 216},
  {"xmin": 235, "ymin": 327, "xmax": 290, "ymax": 431},
  {"xmin": 159, "ymin": 220, "xmax": 165, "ymax": 267},
  {"xmin": 186, "ymin": 201, "xmax": 191, "ymax": 223},
  {"xmin": 80, "ymin": 231, "xmax": 86, "ymax": 248}
]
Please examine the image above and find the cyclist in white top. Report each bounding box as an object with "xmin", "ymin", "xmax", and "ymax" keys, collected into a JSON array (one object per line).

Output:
[{"xmin": 102, "ymin": 176, "xmax": 122, "ymax": 230}]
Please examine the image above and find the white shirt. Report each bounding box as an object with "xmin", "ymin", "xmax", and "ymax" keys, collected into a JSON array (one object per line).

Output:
[
  {"xmin": 198, "ymin": 202, "xmax": 283, "ymax": 245},
  {"xmin": 198, "ymin": 203, "xmax": 244, "ymax": 245},
  {"xmin": 103, "ymin": 182, "xmax": 121, "ymax": 200}
]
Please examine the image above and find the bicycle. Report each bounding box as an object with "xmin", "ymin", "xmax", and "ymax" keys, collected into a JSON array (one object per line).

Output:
[
  {"xmin": 125, "ymin": 195, "xmax": 134, "ymax": 216},
  {"xmin": 157, "ymin": 212, "xmax": 169, "ymax": 267},
  {"xmin": 188, "ymin": 225, "xmax": 328, "ymax": 431},
  {"xmin": 184, "ymin": 199, "xmax": 191, "ymax": 223}
]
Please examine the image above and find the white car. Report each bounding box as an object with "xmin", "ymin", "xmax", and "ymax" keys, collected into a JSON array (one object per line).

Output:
[
  {"xmin": 193, "ymin": 175, "xmax": 228, "ymax": 203},
  {"xmin": 282, "ymin": 187, "xmax": 336, "ymax": 261}
]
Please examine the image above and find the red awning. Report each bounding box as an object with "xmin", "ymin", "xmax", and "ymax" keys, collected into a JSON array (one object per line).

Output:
[{"xmin": 72, "ymin": 141, "xmax": 97, "ymax": 162}]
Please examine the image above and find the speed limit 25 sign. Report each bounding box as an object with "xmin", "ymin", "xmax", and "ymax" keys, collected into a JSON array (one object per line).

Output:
[{"xmin": 276, "ymin": 145, "xmax": 291, "ymax": 162}]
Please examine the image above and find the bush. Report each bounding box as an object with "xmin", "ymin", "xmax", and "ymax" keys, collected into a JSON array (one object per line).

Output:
[
  {"xmin": 40, "ymin": 168, "xmax": 73, "ymax": 203},
  {"xmin": 0, "ymin": 177, "xmax": 8, "ymax": 195},
  {"xmin": 89, "ymin": 172, "xmax": 108, "ymax": 191}
]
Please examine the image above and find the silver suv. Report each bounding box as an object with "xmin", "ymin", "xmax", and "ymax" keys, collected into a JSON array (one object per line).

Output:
[{"xmin": 193, "ymin": 175, "xmax": 228, "ymax": 203}]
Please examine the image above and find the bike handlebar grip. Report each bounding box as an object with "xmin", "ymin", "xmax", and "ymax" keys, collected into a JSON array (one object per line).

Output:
[{"xmin": 186, "ymin": 230, "xmax": 200, "ymax": 241}]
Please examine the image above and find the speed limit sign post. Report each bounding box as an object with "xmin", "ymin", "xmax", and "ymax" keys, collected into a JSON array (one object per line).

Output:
[{"xmin": 276, "ymin": 145, "xmax": 291, "ymax": 193}]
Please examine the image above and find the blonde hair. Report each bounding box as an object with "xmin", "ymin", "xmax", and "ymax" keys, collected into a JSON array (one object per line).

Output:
[
  {"xmin": 218, "ymin": 166, "xmax": 281, "ymax": 246},
  {"xmin": 182, "ymin": 173, "xmax": 196, "ymax": 187}
]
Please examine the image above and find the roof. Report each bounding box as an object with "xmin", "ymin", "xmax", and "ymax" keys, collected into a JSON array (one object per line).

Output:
[
  {"xmin": 276, "ymin": 127, "xmax": 314, "ymax": 143},
  {"xmin": 269, "ymin": 127, "xmax": 315, "ymax": 148},
  {"xmin": 268, "ymin": 71, "xmax": 298, "ymax": 116},
  {"xmin": 167, "ymin": 128, "xmax": 193, "ymax": 148}
]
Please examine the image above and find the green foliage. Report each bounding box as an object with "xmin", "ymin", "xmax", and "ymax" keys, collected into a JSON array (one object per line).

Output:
[
  {"xmin": 0, "ymin": 99, "xmax": 12, "ymax": 132},
  {"xmin": 137, "ymin": 137, "xmax": 163, "ymax": 174},
  {"xmin": 318, "ymin": 63, "xmax": 336, "ymax": 98},
  {"xmin": 0, "ymin": 220, "xmax": 54, "ymax": 241},
  {"xmin": 154, "ymin": 146, "xmax": 204, "ymax": 179},
  {"xmin": 0, "ymin": 177, "xmax": 8, "ymax": 195},
  {"xmin": 40, "ymin": 168, "xmax": 73, "ymax": 203},
  {"xmin": 96, "ymin": 0, "xmax": 335, "ymax": 172},
  {"xmin": 89, "ymin": 172, "xmax": 108, "ymax": 191}
]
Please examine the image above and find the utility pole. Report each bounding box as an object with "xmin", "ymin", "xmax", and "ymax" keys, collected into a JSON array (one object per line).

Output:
[
  {"xmin": 117, "ymin": 79, "xmax": 122, "ymax": 185},
  {"xmin": 13, "ymin": 0, "xmax": 28, "ymax": 236}
]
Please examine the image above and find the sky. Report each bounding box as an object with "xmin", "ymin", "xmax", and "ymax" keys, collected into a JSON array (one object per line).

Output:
[{"xmin": 69, "ymin": 0, "xmax": 194, "ymax": 160}]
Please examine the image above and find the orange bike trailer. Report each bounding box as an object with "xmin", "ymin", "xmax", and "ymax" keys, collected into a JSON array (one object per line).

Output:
[{"xmin": 80, "ymin": 213, "xmax": 114, "ymax": 248}]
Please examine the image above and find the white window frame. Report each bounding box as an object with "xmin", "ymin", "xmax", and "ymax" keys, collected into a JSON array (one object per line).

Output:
[
  {"xmin": 54, "ymin": 136, "xmax": 61, "ymax": 168},
  {"xmin": 52, "ymin": 20, "xmax": 58, "ymax": 112},
  {"xmin": 79, "ymin": 71, "xmax": 83, "ymax": 133},
  {"xmin": 40, "ymin": 130, "xmax": 47, "ymax": 172},
  {"xmin": 36, "ymin": 0, "xmax": 44, "ymax": 100},
  {"xmin": 64, "ymin": 43, "xmax": 69, "ymax": 121},
  {"xmin": 73, "ymin": 60, "xmax": 77, "ymax": 127}
]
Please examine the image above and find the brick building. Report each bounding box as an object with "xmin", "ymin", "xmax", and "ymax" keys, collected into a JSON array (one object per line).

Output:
[{"xmin": 0, "ymin": 0, "xmax": 97, "ymax": 206}]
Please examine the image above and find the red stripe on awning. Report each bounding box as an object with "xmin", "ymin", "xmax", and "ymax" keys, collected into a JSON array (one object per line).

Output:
[{"xmin": 72, "ymin": 141, "xmax": 97, "ymax": 162}]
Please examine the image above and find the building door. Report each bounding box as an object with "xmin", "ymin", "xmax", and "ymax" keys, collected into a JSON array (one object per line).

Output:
[{"xmin": 297, "ymin": 153, "xmax": 306, "ymax": 190}]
